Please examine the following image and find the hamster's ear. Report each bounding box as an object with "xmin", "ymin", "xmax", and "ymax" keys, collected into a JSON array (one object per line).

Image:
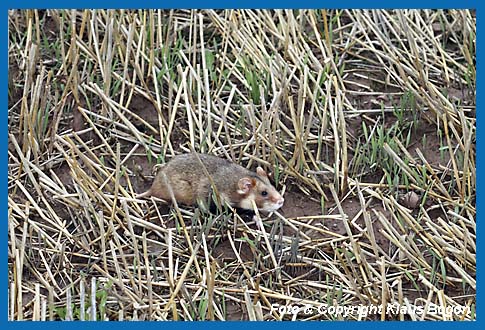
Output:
[
  {"xmin": 256, "ymin": 166, "xmax": 268, "ymax": 177},
  {"xmin": 238, "ymin": 177, "xmax": 256, "ymax": 194}
]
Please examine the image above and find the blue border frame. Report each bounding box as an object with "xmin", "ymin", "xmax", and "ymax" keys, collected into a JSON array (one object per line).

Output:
[
  {"xmin": 2, "ymin": 1, "xmax": 479, "ymax": 9},
  {"xmin": 3, "ymin": 1, "xmax": 480, "ymax": 329}
]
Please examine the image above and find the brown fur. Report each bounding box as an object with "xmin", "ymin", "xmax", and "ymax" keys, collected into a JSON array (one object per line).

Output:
[{"xmin": 138, "ymin": 153, "xmax": 284, "ymax": 212}]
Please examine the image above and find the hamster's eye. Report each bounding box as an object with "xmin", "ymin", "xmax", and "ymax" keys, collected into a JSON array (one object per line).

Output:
[{"xmin": 261, "ymin": 191, "xmax": 268, "ymax": 197}]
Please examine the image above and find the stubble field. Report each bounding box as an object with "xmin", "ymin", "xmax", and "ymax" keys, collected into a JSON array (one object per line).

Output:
[{"xmin": 8, "ymin": 9, "xmax": 476, "ymax": 320}]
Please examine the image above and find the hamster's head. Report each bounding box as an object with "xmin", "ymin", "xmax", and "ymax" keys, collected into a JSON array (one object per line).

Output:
[{"xmin": 235, "ymin": 167, "xmax": 284, "ymax": 212}]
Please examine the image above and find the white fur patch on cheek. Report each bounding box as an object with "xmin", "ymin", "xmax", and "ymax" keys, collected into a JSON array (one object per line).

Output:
[
  {"xmin": 262, "ymin": 201, "xmax": 283, "ymax": 212},
  {"xmin": 238, "ymin": 194, "xmax": 256, "ymax": 210}
]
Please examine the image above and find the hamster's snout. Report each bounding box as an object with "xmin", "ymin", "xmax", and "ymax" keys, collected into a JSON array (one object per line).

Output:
[
  {"xmin": 271, "ymin": 195, "xmax": 284, "ymax": 211},
  {"xmin": 276, "ymin": 197, "xmax": 284, "ymax": 207}
]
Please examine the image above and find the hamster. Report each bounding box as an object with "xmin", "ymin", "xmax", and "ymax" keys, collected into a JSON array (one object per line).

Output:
[{"xmin": 137, "ymin": 153, "xmax": 284, "ymax": 213}]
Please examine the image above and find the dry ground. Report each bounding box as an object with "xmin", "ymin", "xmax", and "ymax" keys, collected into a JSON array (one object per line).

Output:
[{"xmin": 8, "ymin": 9, "xmax": 475, "ymax": 320}]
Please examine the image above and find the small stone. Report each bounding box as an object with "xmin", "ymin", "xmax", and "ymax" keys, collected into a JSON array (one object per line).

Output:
[{"xmin": 400, "ymin": 191, "xmax": 420, "ymax": 209}]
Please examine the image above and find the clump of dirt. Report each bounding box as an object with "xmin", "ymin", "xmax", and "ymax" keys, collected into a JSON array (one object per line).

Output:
[{"xmin": 128, "ymin": 95, "xmax": 161, "ymax": 131}]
